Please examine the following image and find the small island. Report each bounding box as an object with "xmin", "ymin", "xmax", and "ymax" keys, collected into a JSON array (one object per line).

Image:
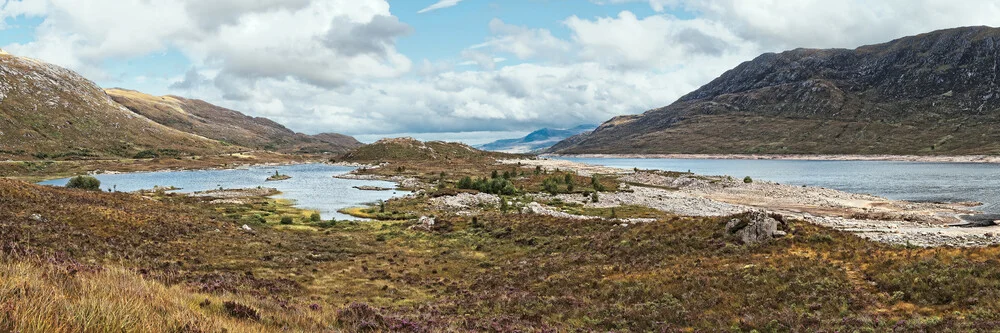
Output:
[
  {"xmin": 266, "ymin": 170, "xmax": 291, "ymax": 181},
  {"xmin": 353, "ymin": 185, "xmax": 393, "ymax": 191}
]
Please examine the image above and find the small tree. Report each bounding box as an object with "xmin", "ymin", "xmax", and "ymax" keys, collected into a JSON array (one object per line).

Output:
[
  {"xmin": 534, "ymin": 166, "xmax": 542, "ymax": 175},
  {"xmin": 591, "ymin": 191, "xmax": 599, "ymax": 203},
  {"xmin": 491, "ymin": 170, "xmax": 499, "ymax": 179},
  {"xmin": 310, "ymin": 212, "xmax": 321, "ymax": 222},
  {"xmin": 743, "ymin": 176, "xmax": 753, "ymax": 184},
  {"xmin": 591, "ymin": 175, "xmax": 606, "ymax": 192},
  {"xmin": 280, "ymin": 216, "xmax": 294, "ymax": 225},
  {"xmin": 66, "ymin": 175, "xmax": 101, "ymax": 191},
  {"xmin": 499, "ymin": 197, "xmax": 509, "ymax": 213},
  {"xmin": 457, "ymin": 176, "xmax": 474, "ymax": 189},
  {"xmin": 379, "ymin": 200, "xmax": 386, "ymax": 213},
  {"xmin": 564, "ymin": 173, "xmax": 573, "ymax": 184}
]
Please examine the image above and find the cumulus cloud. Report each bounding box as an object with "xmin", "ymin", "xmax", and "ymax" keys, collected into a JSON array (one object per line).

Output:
[
  {"xmin": 1, "ymin": 0, "xmax": 412, "ymax": 88},
  {"xmin": 4, "ymin": 0, "xmax": 1000, "ymax": 139},
  {"xmin": 476, "ymin": 19, "xmax": 574, "ymax": 61},
  {"xmin": 417, "ymin": 0, "xmax": 464, "ymax": 14},
  {"xmin": 600, "ymin": 0, "xmax": 1000, "ymax": 50},
  {"xmin": 564, "ymin": 11, "xmax": 750, "ymax": 70}
]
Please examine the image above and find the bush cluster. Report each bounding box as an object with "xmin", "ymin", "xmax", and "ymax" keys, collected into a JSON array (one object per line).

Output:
[
  {"xmin": 457, "ymin": 175, "xmax": 516, "ymax": 195},
  {"xmin": 66, "ymin": 175, "xmax": 101, "ymax": 191}
]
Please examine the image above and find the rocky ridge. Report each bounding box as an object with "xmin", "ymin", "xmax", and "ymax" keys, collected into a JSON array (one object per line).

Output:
[{"xmin": 551, "ymin": 26, "xmax": 1000, "ymax": 155}]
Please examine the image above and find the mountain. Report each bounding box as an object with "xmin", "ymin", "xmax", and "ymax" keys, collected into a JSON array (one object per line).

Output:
[
  {"xmin": 477, "ymin": 124, "xmax": 596, "ymax": 153},
  {"xmin": 0, "ymin": 51, "xmax": 236, "ymax": 159},
  {"xmin": 107, "ymin": 89, "xmax": 362, "ymax": 154},
  {"xmin": 550, "ymin": 26, "xmax": 1000, "ymax": 155}
]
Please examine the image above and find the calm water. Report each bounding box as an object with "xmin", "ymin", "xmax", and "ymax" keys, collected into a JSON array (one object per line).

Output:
[
  {"xmin": 558, "ymin": 157, "xmax": 1000, "ymax": 213},
  {"xmin": 38, "ymin": 164, "xmax": 406, "ymax": 220}
]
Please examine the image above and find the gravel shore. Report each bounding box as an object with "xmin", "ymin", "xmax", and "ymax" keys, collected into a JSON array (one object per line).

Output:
[
  {"xmin": 501, "ymin": 158, "xmax": 994, "ymax": 247},
  {"xmin": 543, "ymin": 153, "xmax": 1000, "ymax": 163}
]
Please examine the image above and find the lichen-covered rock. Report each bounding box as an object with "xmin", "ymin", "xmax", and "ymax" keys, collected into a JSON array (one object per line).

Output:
[{"xmin": 726, "ymin": 211, "xmax": 787, "ymax": 245}]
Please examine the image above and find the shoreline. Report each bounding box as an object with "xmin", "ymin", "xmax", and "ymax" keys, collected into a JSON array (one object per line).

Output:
[
  {"xmin": 502, "ymin": 158, "xmax": 1000, "ymax": 247},
  {"xmin": 543, "ymin": 153, "xmax": 1000, "ymax": 163}
]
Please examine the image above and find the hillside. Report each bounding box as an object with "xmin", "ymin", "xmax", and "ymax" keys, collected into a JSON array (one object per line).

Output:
[
  {"xmin": 0, "ymin": 52, "xmax": 236, "ymax": 159},
  {"xmin": 477, "ymin": 124, "xmax": 596, "ymax": 153},
  {"xmin": 339, "ymin": 137, "xmax": 517, "ymax": 163},
  {"xmin": 550, "ymin": 26, "xmax": 1000, "ymax": 155},
  {"xmin": 107, "ymin": 89, "xmax": 362, "ymax": 154}
]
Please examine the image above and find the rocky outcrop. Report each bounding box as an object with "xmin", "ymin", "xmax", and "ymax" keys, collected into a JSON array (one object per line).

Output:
[
  {"xmin": 725, "ymin": 211, "xmax": 787, "ymax": 245},
  {"xmin": 551, "ymin": 26, "xmax": 1000, "ymax": 155}
]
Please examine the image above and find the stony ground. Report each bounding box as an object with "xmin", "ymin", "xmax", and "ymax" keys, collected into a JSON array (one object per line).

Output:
[{"xmin": 502, "ymin": 158, "xmax": 1000, "ymax": 247}]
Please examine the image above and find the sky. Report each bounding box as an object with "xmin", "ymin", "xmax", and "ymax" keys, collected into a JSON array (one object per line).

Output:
[{"xmin": 1, "ymin": 0, "xmax": 1000, "ymax": 144}]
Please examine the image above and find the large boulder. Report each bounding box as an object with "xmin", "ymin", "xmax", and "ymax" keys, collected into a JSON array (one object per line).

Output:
[{"xmin": 725, "ymin": 211, "xmax": 787, "ymax": 245}]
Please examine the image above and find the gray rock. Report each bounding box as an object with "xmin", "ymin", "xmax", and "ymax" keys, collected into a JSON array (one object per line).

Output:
[
  {"xmin": 410, "ymin": 216, "xmax": 436, "ymax": 231},
  {"xmin": 726, "ymin": 210, "xmax": 787, "ymax": 245}
]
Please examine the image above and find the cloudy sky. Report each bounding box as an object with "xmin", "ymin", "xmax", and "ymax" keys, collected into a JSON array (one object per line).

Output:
[{"xmin": 1, "ymin": 0, "xmax": 999, "ymax": 143}]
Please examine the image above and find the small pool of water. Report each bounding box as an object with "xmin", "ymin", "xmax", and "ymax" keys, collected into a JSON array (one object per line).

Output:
[{"xmin": 38, "ymin": 163, "xmax": 406, "ymax": 220}]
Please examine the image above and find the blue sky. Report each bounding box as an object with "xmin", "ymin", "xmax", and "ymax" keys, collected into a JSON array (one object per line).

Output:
[{"xmin": 2, "ymin": 0, "xmax": 999, "ymax": 144}]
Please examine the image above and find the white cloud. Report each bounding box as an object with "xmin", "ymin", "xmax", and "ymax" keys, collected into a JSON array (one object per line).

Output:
[
  {"xmin": 4, "ymin": 0, "xmax": 1000, "ymax": 141},
  {"xmin": 477, "ymin": 18, "xmax": 573, "ymax": 62},
  {"xmin": 2, "ymin": 0, "xmax": 412, "ymax": 88},
  {"xmin": 564, "ymin": 11, "xmax": 752, "ymax": 70},
  {"xmin": 598, "ymin": 0, "xmax": 1000, "ymax": 50},
  {"xmin": 417, "ymin": 0, "xmax": 463, "ymax": 14}
]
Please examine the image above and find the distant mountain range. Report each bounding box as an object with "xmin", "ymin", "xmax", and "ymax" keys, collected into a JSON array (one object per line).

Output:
[
  {"xmin": 477, "ymin": 125, "xmax": 596, "ymax": 153},
  {"xmin": 0, "ymin": 50, "xmax": 360, "ymax": 160},
  {"xmin": 549, "ymin": 26, "xmax": 1000, "ymax": 155}
]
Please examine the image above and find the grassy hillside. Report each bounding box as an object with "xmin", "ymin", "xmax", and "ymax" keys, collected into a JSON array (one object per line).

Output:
[
  {"xmin": 0, "ymin": 53, "xmax": 237, "ymax": 160},
  {"xmin": 107, "ymin": 89, "xmax": 362, "ymax": 154},
  {"xmin": 339, "ymin": 137, "xmax": 518, "ymax": 163}
]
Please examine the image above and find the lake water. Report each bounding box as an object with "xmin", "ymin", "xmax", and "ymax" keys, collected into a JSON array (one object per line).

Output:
[
  {"xmin": 38, "ymin": 164, "xmax": 406, "ymax": 220},
  {"xmin": 557, "ymin": 157, "xmax": 1000, "ymax": 213}
]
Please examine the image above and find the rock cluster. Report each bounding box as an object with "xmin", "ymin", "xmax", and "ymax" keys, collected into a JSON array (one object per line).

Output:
[
  {"xmin": 410, "ymin": 216, "xmax": 436, "ymax": 231},
  {"xmin": 431, "ymin": 192, "xmax": 500, "ymax": 210},
  {"xmin": 726, "ymin": 211, "xmax": 787, "ymax": 245}
]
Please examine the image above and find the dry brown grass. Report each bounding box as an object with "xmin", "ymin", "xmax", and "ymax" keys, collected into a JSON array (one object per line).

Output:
[{"xmin": 0, "ymin": 260, "xmax": 338, "ymax": 333}]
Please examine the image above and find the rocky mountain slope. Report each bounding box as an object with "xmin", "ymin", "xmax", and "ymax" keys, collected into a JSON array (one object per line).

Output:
[
  {"xmin": 0, "ymin": 51, "xmax": 236, "ymax": 159},
  {"xmin": 477, "ymin": 125, "xmax": 596, "ymax": 153},
  {"xmin": 550, "ymin": 26, "xmax": 1000, "ymax": 155},
  {"xmin": 107, "ymin": 89, "xmax": 362, "ymax": 154}
]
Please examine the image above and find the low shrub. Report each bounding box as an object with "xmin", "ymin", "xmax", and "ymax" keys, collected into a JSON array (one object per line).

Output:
[
  {"xmin": 280, "ymin": 216, "xmax": 294, "ymax": 225},
  {"xmin": 66, "ymin": 175, "xmax": 101, "ymax": 191},
  {"xmin": 222, "ymin": 301, "xmax": 260, "ymax": 321}
]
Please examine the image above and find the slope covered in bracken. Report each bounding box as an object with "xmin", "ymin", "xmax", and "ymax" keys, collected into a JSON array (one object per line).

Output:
[{"xmin": 0, "ymin": 52, "xmax": 236, "ymax": 159}]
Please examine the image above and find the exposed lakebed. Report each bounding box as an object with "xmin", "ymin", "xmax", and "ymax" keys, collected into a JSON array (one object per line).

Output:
[
  {"xmin": 39, "ymin": 163, "xmax": 407, "ymax": 220},
  {"xmin": 558, "ymin": 157, "xmax": 1000, "ymax": 214}
]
